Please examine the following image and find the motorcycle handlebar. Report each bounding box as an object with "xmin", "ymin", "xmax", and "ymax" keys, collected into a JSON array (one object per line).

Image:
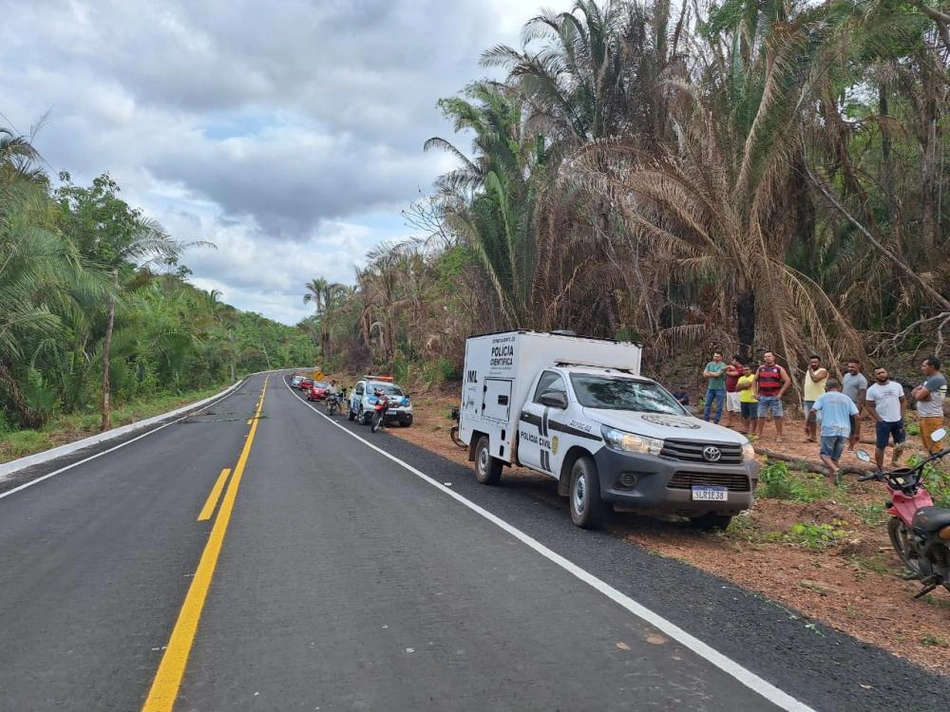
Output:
[{"xmin": 873, "ymin": 447, "xmax": 950, "ymax": 479}]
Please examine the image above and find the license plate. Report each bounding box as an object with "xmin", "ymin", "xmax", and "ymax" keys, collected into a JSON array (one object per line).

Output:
[{"xmin": 692, "ymin": 486, "xmax": 728, "ymax": 501}]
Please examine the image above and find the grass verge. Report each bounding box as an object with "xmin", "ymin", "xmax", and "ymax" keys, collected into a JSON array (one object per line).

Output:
[{"xmin": 0, "ymin": 385, "xmax": 228, "ymax": 465}]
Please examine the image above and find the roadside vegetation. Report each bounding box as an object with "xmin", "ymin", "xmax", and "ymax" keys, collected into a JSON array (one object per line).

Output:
[
  {"xmin": 303, "ymin": 0, "xmax": 950, "ymax": 392},
  {"xmin": 0, "ymin": 126, "xmax": 314, "ymax": 445}
]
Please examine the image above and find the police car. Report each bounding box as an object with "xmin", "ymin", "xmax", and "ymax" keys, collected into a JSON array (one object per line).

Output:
[{"xmin": 347, "ymin": 376, "xmax": 413, "ymax": 427}]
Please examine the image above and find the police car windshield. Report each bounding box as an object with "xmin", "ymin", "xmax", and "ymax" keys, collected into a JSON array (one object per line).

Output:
[
  {"xmin": 370, "ymin": 383, "xmax": 403, "ymax": 396},
  {"xmin": 570, "ymin": 375, "xmax": 685, "ymax": 415}
]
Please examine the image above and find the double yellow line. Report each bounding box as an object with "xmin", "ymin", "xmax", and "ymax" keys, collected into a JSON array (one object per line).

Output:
[{"xmin": 142, "ymin": 377, "xmax": 268, "ymax": 712}]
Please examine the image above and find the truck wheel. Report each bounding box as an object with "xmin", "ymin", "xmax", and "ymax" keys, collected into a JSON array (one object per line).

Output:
[
  {"xmin": 474, "ymin": 436, "xmax": 502, "ymax": 485},
  {"xmin": 690, "ymin": 513, "xmax": 733, "ymax": 531},
  {"xmin": 569, "ymin": 456, "xmax": 605, "ymax": 529}
]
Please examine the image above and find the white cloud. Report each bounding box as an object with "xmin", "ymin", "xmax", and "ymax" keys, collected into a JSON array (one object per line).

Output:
[{"xmin": 0, "ymin": 0, "xmax": 572, "ymax": 323}]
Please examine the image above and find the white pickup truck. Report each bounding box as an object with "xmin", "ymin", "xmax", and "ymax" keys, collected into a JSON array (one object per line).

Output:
[{"xmin": 458, "ymin": 331, "xmax": 759, "ymax": 529}]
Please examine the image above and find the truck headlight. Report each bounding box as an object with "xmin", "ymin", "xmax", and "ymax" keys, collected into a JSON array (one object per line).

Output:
[
  {"xmin": 601, "ymin": 425, "xmax": 663, "ymax": 456},
  {"xmin": 742, "ymin": 441, "xmax": 756, "ymax": 461}
]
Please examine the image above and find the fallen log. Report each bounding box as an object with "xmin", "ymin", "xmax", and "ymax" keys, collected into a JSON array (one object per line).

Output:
[{"xmin": 752, "ymin": 446, "xmax": 876, "ymax": 477}]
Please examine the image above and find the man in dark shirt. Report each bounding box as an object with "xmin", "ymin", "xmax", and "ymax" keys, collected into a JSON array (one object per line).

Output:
[{"xmin": 672, "ymin": 385, "xmax": 690, "ymax": 407}]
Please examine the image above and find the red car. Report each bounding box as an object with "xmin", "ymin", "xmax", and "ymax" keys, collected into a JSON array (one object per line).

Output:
[
  {"xmin": 307, "ymin": 381, "xmax": 330, "ymax": 401},
  {"xmin": 298, "ymin": 378, "xmax": 313, "ymax": 391}
]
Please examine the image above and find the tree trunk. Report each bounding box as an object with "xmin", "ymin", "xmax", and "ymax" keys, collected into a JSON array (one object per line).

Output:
[
  {"xmin": 736, "ymin": 286, "xmax": 755, "ymax": 360},
  {"xmin": 920, "ymin": 94, "xmax": 939, "ymax": 254},
  {"xmin": 101, "ymin": 278, "xmax": 117, "ymax": 432},
  {"xmin": 879, "ymin": 83, "xmax": 894, "ymax": 220}
]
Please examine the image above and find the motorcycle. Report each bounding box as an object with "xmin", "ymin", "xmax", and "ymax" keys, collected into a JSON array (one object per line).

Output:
[
  {"xmin": 326, "ymin": 392, "xmax": 341, "ymax": 416},
  {"xmin": 856, "ymin": 428, "xmax": 950, "ymax": 598},
  {"xmin": 370, "ymin": 395, "xmax": 390, "ymax": 433}
]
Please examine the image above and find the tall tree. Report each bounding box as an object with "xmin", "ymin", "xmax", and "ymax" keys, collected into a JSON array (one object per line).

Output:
[{"xmin": 56, "ymin": 173, "xmax": 188, "ymax": 430}]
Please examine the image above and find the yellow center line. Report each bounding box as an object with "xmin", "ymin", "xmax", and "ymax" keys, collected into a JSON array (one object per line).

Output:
[
  {"xmin": 196, "ymin": 468, "xmax": 232, "ymax": 522},
  {"xmin": 142, "ymin": 376, "xmax": 269, "ymax": 712}
]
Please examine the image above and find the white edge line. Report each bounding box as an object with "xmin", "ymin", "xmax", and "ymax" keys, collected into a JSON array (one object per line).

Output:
[
  {"xmin": 283, "ymin": 377, "xmax": 815, "ymax": 712},
  {"xmin": 0, "ymin": 376, "xmax": 257, "ymax": 502}
]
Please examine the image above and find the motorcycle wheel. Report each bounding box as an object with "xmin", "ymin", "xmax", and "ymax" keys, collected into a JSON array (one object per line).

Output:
[
  {"xmin": 888, "ymin": 517, "xmax": 921, "ymax": 576},
  {"xmin": 450, "ymin": 425, "xmax": 466, "ymax": 449},
  {"xmin": 371, "ymin": 412, "xmax": 383, "ymax": 432}
]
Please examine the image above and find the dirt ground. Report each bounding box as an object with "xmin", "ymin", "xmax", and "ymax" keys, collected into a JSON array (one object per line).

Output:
[{"xmin": 379, "ymin": 381, "xmax": 950, "ymax": 676}]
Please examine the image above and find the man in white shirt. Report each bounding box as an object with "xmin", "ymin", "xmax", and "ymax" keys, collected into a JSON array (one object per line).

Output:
[{"xmin": 865, "ymin": 367, "xmax": 907, "ymax": 469}]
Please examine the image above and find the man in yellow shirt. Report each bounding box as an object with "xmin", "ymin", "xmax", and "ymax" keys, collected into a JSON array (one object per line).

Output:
[
  {"xmin": 803, "ymin": 355, "xmax": 828, "ymax": 442},
  {"xmin": 736, "ymin": 364, "xmax": 758, "ymax": 436}
]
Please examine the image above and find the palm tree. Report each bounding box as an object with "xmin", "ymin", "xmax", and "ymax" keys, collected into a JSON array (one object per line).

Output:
[
  {"xmin": 304, "ymin": 277, "xmax": 348, "ymax": 355},
  {"xmin": 57, "ymin": 174, "xmax": 191, "ymax": 430},
  {"xmin": 574, "ymin": 1, "xmax": 863, "ymax": 366},
  {"xmin": 426, "ymin": 81, "xmax": 543, "ymax": 328},
  {"xmin": 478, "ymin": 1, "xmax": 688, "ymax": 334}
]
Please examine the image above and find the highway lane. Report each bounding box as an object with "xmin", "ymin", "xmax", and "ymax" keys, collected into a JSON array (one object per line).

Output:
[
  {"xmin": 175, "ymin": 377, "xmax": 784, "ymax": 710},
  {"xmin": 0, "ymin": 371, "xmax": 945, "ymax": 710},
  {"xmin": 0, "ymin": 378, "xmax": 264, "ymax": 711}
]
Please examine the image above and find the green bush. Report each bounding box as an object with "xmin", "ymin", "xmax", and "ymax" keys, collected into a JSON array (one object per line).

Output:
[
  {"xmin": 907, "ymin": 454, "xmax": 950, "ymax": 508},
  {"xmin": 436, "ymin": 357, "xmax": 459, "ymax": 382},
  {"xmin": 787, "ymin": 521, "xmax": 849, "ymax": 550},
  {"xmin": 758, "ymin": 460, "xmax": 832, "ymax": 502}
]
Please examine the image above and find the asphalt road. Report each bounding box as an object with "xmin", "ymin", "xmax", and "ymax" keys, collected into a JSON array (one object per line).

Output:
[{"xmin": 1, "ymin": 372, "xmax": 947, "ymax": 711}]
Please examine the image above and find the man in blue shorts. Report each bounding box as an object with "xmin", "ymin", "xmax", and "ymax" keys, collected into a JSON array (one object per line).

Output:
[
  {"xmin": 865, "ymin": 366, "xmax": 907, "ymax": 469},
  {"xmin": 807, "ymin": 379, "xmax": 858, "ymax": 483}
]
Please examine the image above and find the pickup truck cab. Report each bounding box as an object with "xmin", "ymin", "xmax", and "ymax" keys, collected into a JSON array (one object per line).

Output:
[{"xmin": 459, "ymin": 331, "xmax": 759, "ymax": 530}]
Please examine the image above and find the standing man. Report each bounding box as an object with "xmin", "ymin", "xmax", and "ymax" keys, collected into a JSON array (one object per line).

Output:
[
  {"xmin": 702, "ymin": 351, "xmax": 727, "ymax": 424},
  {"xmin": 736, "ymin": 364, "xmax": 758, "ymax": 436},
  {"xmin": 803, "ymin": 355, "xmax": 828, "ymax": 443},
  {"xmin": 752, "ymin": 351, "xmax": 791, "ymax": 443},
  {"xmin": 724, "ymin": 354, "xmax": 744, "ymax": 429},
  {"xmin": 865, "ymin": 366, "xmax": 907, "ymax": 469},
  {"xmin": 912, "ymin": 356, "xmax": 947, "ymax": 453},
  {"xmin": 671, "ymin": 384, "xmax": 690, "ymax": 407},
  {"xmin": 807, "ymin": 379, "xmax": 858, "ymax": 484},
  {"xmin": 842, "ymin": 360, "xmax": 868, "ymax": 449}
]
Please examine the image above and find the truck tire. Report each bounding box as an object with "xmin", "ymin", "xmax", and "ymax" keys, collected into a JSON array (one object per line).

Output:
[
  {"xmin": 690, "ymin": 513, "xmax": 733, "ymax": 531},
  {"xmin": 569, "ymin": 456, "xmax": 606, "ymax": 529},
  {"xmin": 474, "ymin": 436, "xmax": 502, "ymax": 485}
]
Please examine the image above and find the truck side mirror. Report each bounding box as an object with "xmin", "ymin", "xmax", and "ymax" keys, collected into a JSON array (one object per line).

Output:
[{"xmin": 539, "ymin": 391, "xmax": 568, "ymax": 409}]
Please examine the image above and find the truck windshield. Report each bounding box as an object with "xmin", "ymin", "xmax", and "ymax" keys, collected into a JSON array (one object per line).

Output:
[
  {"xmin": 370, "ymin": 383, "xmax": 404, "ymax": 396},
  {"xmin": 569, "ymin": 375, "xmax": 686, "ymax": 415}
]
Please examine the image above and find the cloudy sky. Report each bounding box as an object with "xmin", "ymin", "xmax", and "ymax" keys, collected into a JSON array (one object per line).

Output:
[{"xmin": 1, "ymin": 0, "xmax": 571, "ymax": 324}]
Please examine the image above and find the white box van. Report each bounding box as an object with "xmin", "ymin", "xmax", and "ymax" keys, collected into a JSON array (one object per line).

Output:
[{"xmin": 459, "ymin": 331, "xmax": 759, "ymax": 529}]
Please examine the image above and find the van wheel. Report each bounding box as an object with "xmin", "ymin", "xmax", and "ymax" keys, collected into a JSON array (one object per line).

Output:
[
  {"xmin": 569, "ymin": 456, "xmax": 605, "ymax": 529},
  {"xmin": 474, "ymin": 436, "xmax": 502, "ymax": 485},
  {"xmin": 690, "ymin": 514, "xmax": 733, "ymax": 531}
]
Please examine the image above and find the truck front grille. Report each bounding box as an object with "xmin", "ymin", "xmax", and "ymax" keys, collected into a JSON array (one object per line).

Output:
[
  {"xmin": 660, "ymin": 439, "xmax": 742, "ymax": 464},
  {"xmin": 667, "ymin": 471, "xmax": 751, "ymax": 492}
]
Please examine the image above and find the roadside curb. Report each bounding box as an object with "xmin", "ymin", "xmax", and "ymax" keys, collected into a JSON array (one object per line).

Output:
[{"xmin": 0, "ymin": 376, "xmax": 267, "ymax": 482}]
